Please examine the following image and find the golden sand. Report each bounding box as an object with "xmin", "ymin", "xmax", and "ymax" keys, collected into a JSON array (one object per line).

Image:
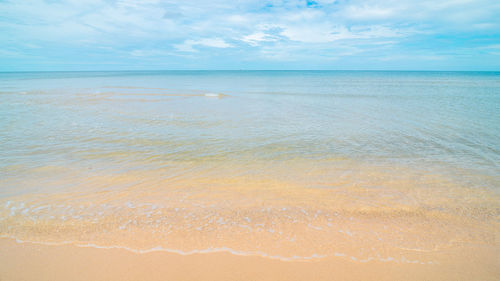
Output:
[
  {"xmin": 1, "ymin": 161, "xmax": 499, "ymax": 280},
  {"xmin": 0, "ymin": 238, "xmax": 498, "ymax": 281}
]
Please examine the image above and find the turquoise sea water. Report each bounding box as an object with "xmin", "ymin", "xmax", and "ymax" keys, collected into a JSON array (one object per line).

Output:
[
  {"xmin": 0, "ymin": 71, "xmax": 499, "ymax": 262},
  {"xmin": 1, "ymin": 71, "xmax": 498, "ymax": 189}
]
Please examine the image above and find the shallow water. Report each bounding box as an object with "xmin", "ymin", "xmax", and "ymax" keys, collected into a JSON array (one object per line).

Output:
[{"xmin": 0, "ymin": 71, "xmax": 499, "ymax": 263}]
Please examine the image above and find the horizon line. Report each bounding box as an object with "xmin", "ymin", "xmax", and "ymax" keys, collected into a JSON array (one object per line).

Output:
[{"xmin": 1, "ymin": 69, "xmax": 499, "ymax": 73}]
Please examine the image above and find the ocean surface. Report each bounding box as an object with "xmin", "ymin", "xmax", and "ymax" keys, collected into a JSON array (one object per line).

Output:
[{"xmin": 0, "ymin": 71, "xmax": 499, "ymax": 263}]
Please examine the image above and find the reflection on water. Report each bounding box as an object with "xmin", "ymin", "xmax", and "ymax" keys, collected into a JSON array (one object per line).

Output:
[{"xmin": 0, "ymin": 71, "xmax": 499, "ymax": 263}]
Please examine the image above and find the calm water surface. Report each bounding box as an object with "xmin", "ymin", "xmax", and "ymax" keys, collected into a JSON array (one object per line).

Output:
[{"xmin": 0, "ymin": 71, "xmax": 499, "ymax": 263}]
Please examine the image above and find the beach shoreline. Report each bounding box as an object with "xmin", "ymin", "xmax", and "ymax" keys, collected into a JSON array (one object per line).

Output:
[
  {"xmin": 1, "ymin": 71, "xmax": 498, "ymax": 280},
  {"xmin": 1, "ymin": 237, "xmax": 497, "ymax": 281}
]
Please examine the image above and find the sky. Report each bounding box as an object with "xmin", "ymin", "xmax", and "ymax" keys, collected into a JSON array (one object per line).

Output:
[{"xmin": 1, "ymin": 0, "xmax": 500, "ymax": 71}]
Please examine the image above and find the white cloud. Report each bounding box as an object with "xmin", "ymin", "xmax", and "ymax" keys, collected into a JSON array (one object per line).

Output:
[
  {"xmin": 280, "ymin": 24, "xmax": 405, "ymax": 43},
  {"xmin": 174, "ymin": 38, "xmax": 233, "ymax": 52},
  {"xmin": 376, "ymin": 54, "xmax": 447, "ymax": 61},
  {"xmin": 198, "ymin": 38, "xmax": 233, "ymax": 48},
  {"xmin": 281, "ymin": 25, "xmax": 340, "ymax": 43},
  {"xmin": 479, "ymin": 44, "xmax": 500, "ymax": 50},
  {"xmin": 1, "ymin": 0, "xmax": 499, "ymax": 69},
  {"xmin": 315, "ymin": 0, "xmax": 337, "ymax": 4},
  {"xmin": 241, "ymin": 32, "xmax": 279, "ymax": 46},
  {"xmin": 345, "ymin": 5, "xmax": 395, "ymax": 20},
  {"xmin": 174, "ymin": 41, "xmax": 197, "ymax": 52}
]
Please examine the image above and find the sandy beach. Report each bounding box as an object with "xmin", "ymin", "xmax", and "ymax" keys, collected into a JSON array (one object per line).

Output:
[
  {"xmin": 1, "ymin": 238, "xmax": 498, "ymax": 281},
  {"xmin": 1, "ymin": 71, "xmax": 499, "ymax": 280},
  {"xmin": 1, "ymin": 0, "xmax": 499, "ymax": 278}
]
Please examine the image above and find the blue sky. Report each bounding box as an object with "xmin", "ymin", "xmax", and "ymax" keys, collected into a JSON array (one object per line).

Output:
[{"xmin": 1, "ymin": 0, "xmax": 499, "ymax": 71}]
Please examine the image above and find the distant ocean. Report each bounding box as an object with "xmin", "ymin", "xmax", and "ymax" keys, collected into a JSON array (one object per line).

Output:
[{"xmin": 0, "ymin": 71, "xmax": 499, "ymax": 263}]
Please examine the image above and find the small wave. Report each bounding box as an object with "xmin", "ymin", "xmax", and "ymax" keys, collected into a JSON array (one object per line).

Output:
[
  {"xmin": 204, "ymin": 93, "xmax": 227, "ymax": 98},
  {"xmin": 2, "ymin": 236, "xmax": 323, "ymax": 262},
  {"xmin": 1, "ymin": 236, "xmax": 436, "ymax": 264}
]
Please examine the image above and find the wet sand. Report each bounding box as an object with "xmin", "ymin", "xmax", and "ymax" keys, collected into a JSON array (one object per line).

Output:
[
  {"xmin": 0, "ymin": 238, "xmax": 498, "ymax": 281},
  {"xmin": 1, "ymin": 163, "xmax": 499, "ymax": 280}
]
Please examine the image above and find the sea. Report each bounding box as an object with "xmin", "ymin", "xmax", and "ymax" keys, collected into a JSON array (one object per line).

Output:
[{"xmin": 0, "ymin": 71, "xmax": 498, "ymax": 263}]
